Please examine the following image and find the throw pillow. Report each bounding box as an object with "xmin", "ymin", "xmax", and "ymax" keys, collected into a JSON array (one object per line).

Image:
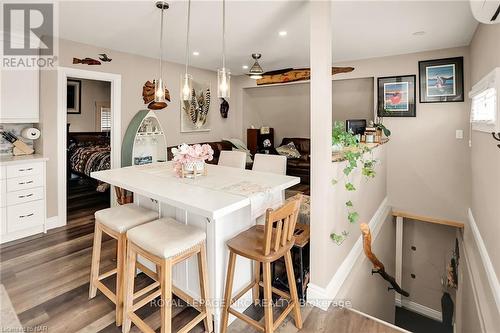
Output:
[{"xmin": 276, "ymin": 142, "xmax": 301, "ymax": 159}]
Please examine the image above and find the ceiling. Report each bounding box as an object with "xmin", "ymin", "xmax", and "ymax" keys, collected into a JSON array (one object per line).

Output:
[{"xmin": 58, "ymin": 1, "xmax": 478, "ymax": 75}]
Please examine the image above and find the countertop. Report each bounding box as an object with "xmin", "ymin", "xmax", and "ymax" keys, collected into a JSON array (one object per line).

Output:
[
  {"xmin": 0, "ymin": 154, "xmax": 48, "ymax": 165},
  {"xmin": 332, "ymin": 139, "xmax": 389, "ymax": 162}
]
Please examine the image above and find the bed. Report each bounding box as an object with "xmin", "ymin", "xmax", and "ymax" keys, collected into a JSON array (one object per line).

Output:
[{"xmin": 67, "ymin": 130, "xmax": 110, "ymax": 191}]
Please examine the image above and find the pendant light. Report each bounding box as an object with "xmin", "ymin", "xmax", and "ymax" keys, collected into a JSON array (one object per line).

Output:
[
  {"xmin": 154, "ymin": 1, "xmax": 169, "ymax": 108},
  {"xmin": 181, "ymin": 0, "xmax": 193, "ymax": 101},
  {"xmin": 217, "ymin": 0, "xmax": 230, "ymax": 98},
  {"xmin": 248, "ymin": 53, "xmax": 264, "ymax": 79}
]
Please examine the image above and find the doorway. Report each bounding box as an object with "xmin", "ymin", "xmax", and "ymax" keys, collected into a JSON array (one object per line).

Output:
[{"xmin": 57, "ymin": 67, "xmax": 121, "ymax": 226}]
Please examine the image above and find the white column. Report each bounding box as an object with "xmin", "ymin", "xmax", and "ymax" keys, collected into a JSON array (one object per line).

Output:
[
  {"xmin": 309, "ymin": 0, "xmax": 333, "ymax": 299},
  {"xmin": 395, "ymin": 216, "xmax": 403, "ymax": 305}
]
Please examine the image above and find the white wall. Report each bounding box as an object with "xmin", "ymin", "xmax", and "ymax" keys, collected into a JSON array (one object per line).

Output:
[{"xmin": 67, "ymin": 78, "xmax": 111, "ymax": 132}]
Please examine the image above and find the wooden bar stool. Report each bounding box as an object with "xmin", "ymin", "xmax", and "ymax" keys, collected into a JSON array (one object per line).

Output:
[
  {"xmin": 221, "ymin": 194, "xmax": 303, "ymax": 333},
  {"xmin": 89, "ymin": 203, "xmax": 159, "ymax": 326},
  {"xmin": 122, "ymin": 217, "xmax": 213, "ymax": 333}
]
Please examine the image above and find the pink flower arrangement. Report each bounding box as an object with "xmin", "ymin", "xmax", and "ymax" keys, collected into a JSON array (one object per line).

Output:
[{"xmin": 171, "ymin": 143, "xmax": 214, "ymax": 175}]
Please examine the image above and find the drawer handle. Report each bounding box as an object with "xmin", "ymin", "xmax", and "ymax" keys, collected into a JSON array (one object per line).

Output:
[
  {"xmin": 18, "ymin": 168, "xmax": 33, "ymax": 172},
  {"xmin": 18, "ymin": 193, "xmax": 33, "ymax": 199},
  {"xmin": 18, "ymin": 180, "xmax": 34, "ymax": 185},
  {"xmin": 19, "ymin": 213, "xmax": 34, "ymax": 219}
]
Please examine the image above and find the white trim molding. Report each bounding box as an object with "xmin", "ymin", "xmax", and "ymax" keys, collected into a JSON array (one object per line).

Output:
[
  {"xmin": 307, "ymin": 197, "xmax": 390, "ymax": 310},
  {"xmin": 57, "ymin": 67, "xmax": 122, "ymax": 227},
  {"xmin": 46, "ymin": 216, "xmax": 65, "ymax": 230},
  {"xmin": 467, "ymin": 208, "xmax": 500, "ymax": 312},
  {"xmin": 395, "ymin": 298, "xmax": 442, "ymax": 322}
]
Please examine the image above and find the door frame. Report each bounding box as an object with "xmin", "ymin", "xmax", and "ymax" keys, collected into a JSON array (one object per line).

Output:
[{"xmin": 57, "ymin": 67, "xmax": 122, "ymax": 226}]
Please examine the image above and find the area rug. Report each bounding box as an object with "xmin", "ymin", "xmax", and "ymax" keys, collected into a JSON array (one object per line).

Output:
[{"xmin": 1, "ymin": 284, "xmax": 23, "ymax": 330}]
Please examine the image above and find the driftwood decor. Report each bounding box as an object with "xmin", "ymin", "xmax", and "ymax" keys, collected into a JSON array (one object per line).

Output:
[
  {"xmin": 360, "ymin": 223, "xmax": 410, "ymax": 297},
  {"xmin": 256, "ymin": 66, "xmax": 354, "ymax": 86},
  {"xmin": 142, "ymin": 80, "xmax": 171, "ymax": 110}
]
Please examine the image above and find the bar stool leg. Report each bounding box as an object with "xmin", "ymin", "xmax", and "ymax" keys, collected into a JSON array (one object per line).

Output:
[
  {"xmin": 122, "ymin": 245, "xmax": 137, "ymax": 333},
  {"xmin": 160, "ymin": 259, "xmax": 172, "ymax": 333},
  {"xmin": 252, "ymin": 261, "xmax": 261, "ymax": 305},
  {"xmin": 89, "ymin": 223, "xmax": 103, "ymax": 299},
  {"xmin": 220, "ymin": 251, "xmax": 236, "ymax": 333},
  {"xmin": 198, "ymin": 244, "xmax": 213, "ymax": 333},
  {"xmin": 115, "ymin": 234, "xmax": 126, "ymax": 326},
  {"xmin": 285, "ymin": 250, "xmax": 302, "ymax": 329},
  {"xmin": 262, "ymin": 262, "xmax": 274, "ymax": 333}
]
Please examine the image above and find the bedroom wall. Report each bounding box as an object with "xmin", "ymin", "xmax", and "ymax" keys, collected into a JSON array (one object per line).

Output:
[
  {"xmin": 67, "ymin": 78, "xmax": 111, "ymax": 132},
  {"xmin": 38, "ymin": 38, "xmax": 242, "ymax": 219},
  {"xmin": 239, "ymin": 77, "xmax": 374, "ymax": 145}
]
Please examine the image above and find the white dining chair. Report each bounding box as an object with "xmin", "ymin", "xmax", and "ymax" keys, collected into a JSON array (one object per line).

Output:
[
  {"xmin": 252, "ymin": 154, "xmax": 287, "ymax": 175},
  {"xmin": 218, "ymin": 150, "xmax": 247, "ymax": 169}
]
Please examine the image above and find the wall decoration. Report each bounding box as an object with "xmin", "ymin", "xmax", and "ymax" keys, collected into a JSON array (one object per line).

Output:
[
  {"xmin": 72, "ymin": 57, "xmax": 101, "ymax": 65},
  {"xmin": 181, "ymin": 80, "xmax": 211, "ymax": 132},
  {"xmin": 256, "ymin": 66, "xmax": 354, "ymax": 86},
  {"xmin": 220, "ymin": 98, "xmax": 229, "ymax": 118},
  {"xmin": 419, "ymin": 57, "xmax": 464, "ymax": 103},
  {"xmin": 67, "ymin": 79, "xmax": 81, "ymax": 114},
  {"xmin": 98, "ymin": 53, "xmax": 112, "ymax": 62},
  {"xmin": 377, "ymin": 75, "xmax": 416, "ymax": 117},
  {"xmin": 142, "ymin": 80, "xmax": 170, "ymax": 110}
]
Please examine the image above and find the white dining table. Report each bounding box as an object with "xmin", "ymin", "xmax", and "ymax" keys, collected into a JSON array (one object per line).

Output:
[{"xmin": 91, "ymin": 161, "xmax": 299, "ymax": 332}]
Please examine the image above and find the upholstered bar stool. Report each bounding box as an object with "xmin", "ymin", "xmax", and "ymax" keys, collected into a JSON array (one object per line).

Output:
[
  {"xmin": 122, "ymin": 217, "xmax": 212, "ymax": 333},
  {"xmin": 89, "ymin": 203, "xmax": 158, "ymax": 326},
  {"xmin": 221, "ymin": 194, "xmax": 303, "ymax": 333}
]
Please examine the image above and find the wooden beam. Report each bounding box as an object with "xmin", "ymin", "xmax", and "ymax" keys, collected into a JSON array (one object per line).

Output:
[{"xmin": 392, "ymin": 211, "xmax": 464, "ymax": 229}]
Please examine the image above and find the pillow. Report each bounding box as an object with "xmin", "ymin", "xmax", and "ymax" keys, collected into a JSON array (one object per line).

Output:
[{"xmin": 276, "ymin": 142, "xmax": 301, "ymax": 159}]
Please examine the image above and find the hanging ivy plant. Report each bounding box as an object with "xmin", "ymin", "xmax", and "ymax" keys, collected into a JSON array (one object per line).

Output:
[{"xmin": 330, "ymin": 121, "xmax": 380, "ymax": 245}]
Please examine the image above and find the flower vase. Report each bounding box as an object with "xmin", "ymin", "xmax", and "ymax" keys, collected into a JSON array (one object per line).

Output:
[{"xmin": 182, "ymin": 160, "xmax": 206, "ymax": 178}]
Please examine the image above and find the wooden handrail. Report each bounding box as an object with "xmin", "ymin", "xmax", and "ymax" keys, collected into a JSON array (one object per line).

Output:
[
  {"xmin": 360, "ymin": 223, "xmax": 409, "ymax": 297},
  {"xmin": 392, "ymin": 211, "xmax": 464, "ymax": 229}
]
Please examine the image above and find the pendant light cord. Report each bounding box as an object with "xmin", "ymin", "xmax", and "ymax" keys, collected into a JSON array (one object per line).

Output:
[
  {"xmin": 222, "ymin": 0, "xmax": 226, "ymax": 69},
  {"xmin": 159, "ymin": 6, "xmax": 164, "ymax": 80},
  {"xmin": 184, "ymin": 0, "xmax": 191, "ymax": 75}
]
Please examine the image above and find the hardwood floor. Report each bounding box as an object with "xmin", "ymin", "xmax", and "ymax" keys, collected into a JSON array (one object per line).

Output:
[{"xmin": 0, "ymin": 207, "xmax": 401, "ymax": 333}]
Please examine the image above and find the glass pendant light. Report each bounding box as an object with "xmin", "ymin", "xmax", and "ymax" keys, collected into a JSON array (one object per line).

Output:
[
  {"xmin": 154, "ymin": 1, "xmax": 169, "ymax": 106},
  {"xmin": 217, "ymin": 0, "xmax": 230, "ymax": 98},
  {"xmin": 181, "ymin": 0, "xmax": 193, "ymax": 101}
]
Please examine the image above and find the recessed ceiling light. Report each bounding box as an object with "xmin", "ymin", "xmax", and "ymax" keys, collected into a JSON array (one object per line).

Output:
[
  {"xmin": 242, "ymin": 65, "xmax": 249, "ymax": 69},
  {"xmin": 412, "ymin": 31, "xmax": 426, "ymax": 36},
  {"xmin": 278, "ymin": 31, "xmax": 287, "ymax": 37},
  {"xmin": 192, "ymin": 51, "xmax": 200, "ymax": 56}
]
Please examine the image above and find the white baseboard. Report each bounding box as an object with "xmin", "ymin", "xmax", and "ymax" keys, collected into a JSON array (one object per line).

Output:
[
  {"xmin": 307, "ymin": 197, "xmax": 390, "ymax": 311},
  {"xmin": 395, "ymin": 298, "xmax": 442, "ymax": 322},
  {"xmin": 46, "ymin": 216, "xmax": 65, "ymax": 230},
  {"xmin": 467, "ymin": 209, "xmax": 500, "ymax": 311}
]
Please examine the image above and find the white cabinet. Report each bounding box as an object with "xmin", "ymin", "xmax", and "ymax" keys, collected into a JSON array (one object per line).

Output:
[
  {"xmin": 0, "ymin": 68, "xmax": 39, "ymax": 123},
  {"xmin": 0, "ymin": 156, "xmax": 47, "ymax": 243}
]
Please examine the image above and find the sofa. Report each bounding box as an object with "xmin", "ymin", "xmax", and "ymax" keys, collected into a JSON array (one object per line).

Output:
[
  {"xmin": 167, "ymin": 141, "xmax": 233, "ymax": 165},
  {"xmin": 279, "ymin": 138, "xmax": 310, "ymax": 184}
]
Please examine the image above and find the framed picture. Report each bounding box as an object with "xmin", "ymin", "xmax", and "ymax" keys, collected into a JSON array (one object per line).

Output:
[
  {"xmin": 67, "ymin": 79, "xmax": 81, "ymax": 114},
  {"xmin": 419, "ymin": 57, "xmax": 464, "ymax": 103},
  {"xmin": 377, "ymin": 75, "xmax": 416, "ymax": 117},
  {"xmin": 181, "ymin": 79, "xmax": 211, "ymax": 132}
]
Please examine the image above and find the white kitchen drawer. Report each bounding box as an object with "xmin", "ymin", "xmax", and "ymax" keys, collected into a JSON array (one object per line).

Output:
[
  {"xmin": 6, "ymin": 162, "xmax": 43, "ymax": 179},
  {"xmin": 7, "ymin": 200, "xmax": 44, "ymax": 233},
  {"xmin": 0, "ymin": 166, "xmax": 5, "ymax": 179},
  {"xmin": 7, "ymin": 187, "xmax": 44, "ymax": 206},
  {"xmin": 0, "ymin": 180, "xmax": 5, "ymax": 207},
  {"xmin": 6, "ymin": 175, "xmax": 43, "ymax": 192}
]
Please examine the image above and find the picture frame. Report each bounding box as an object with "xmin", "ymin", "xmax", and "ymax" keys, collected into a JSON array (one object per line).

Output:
[
  {"xmin": 67, "ymin": 79, "xmax": 81, "ymax": 114},
  {"xmin": 377, "ymin": 75, "xmax": 416, "ymax": 117},
  {"xmin": 419, "ymin": 57, "xmax": 464, "ymax": 103},
  {"xmin": 181, "ymin": 79, "xmax": 211, "ymax": 133}
]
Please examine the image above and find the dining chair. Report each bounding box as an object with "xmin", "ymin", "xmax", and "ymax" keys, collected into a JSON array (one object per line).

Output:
[
  {"xmin": 252, "ymin": 154, "xmax": 287, "ymax": 175},
  {"xmin": 218, "ymin": 150, "xmax": 247, "ymax": 169}
]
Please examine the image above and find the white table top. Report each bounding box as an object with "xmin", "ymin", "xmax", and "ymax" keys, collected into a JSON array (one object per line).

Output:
[{"xmin": 91, "ymin": 162, "xmax": 300, "ymax": 219}]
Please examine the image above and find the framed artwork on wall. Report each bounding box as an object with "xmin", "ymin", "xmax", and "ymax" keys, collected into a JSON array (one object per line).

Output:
[
  {"xmin": 67, "ymin": 79, "xmax": 81, "ymax": 114},
  {"xmin": 181, "ymin": 79, "xmax": 211, "ymax": 132},
  {"xmin": 418, "ymin": 57, "xmax": 464, "ymax": 103},
  {"xmin": 377, "ymin": 75, "xmax": 416, "ymax": 117}
]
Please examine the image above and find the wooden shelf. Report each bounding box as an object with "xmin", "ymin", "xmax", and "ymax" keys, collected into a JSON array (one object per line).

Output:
[{"xmin": 392, "ymin": 211, "xmax": 464, "ymax": 229}]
